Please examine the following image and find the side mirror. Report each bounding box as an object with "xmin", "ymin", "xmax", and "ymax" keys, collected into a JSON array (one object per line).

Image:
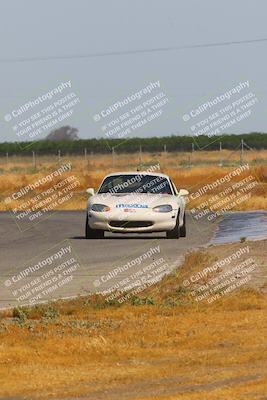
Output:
[
  {"xmin": 178, "ymin": 189, "xmax": 189, "ymax": 196},
  {"xmin": 86, "ymin": 188, "xmax": 95, "ymax": 196}
]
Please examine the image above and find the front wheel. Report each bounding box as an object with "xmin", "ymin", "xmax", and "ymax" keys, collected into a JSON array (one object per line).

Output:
[
  {"xmin": 180, "ymin": 214, "xmax": 186, "ymax": 237},
  {"xmin": 85, "ymin": 215, "xmax": 104, "ymax": 239},
  {"xmin": 166, "ymin": 216, "xmax": 180, "ymax": 239}
]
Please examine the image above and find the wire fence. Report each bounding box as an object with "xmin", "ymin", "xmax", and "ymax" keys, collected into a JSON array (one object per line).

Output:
[{"xmin": 0, "ymin": 140, "xmax": 266, "ymax": 171}]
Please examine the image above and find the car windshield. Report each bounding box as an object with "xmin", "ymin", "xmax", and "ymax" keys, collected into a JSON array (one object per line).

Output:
[{"xmin": 98, "ymin": 174, "xmax": 173, "ymax": 195}]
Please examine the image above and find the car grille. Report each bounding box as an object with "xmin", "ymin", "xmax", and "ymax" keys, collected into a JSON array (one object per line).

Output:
[{"xmin": 109, "ymin": 221, "xmax": 153, "ymax": 228}]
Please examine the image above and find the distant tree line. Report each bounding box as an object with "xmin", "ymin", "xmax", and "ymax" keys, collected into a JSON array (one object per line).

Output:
[{"xmin": 0, "ymin": 133, "xmax": 267, "ymax": 156}]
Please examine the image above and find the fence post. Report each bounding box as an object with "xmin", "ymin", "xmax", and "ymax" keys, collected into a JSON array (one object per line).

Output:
[
  {"xmin": 139, "ymin": 145, "xmax": 142, "ymax": 167},
  {"xmin": 240, "ymin": 139, "xmax": 244, "ymax": 166},
  {"xmin": 219, "ymin": 141, "xmax": 223, "ymax": 166},
  {"xmin": 32, "ymin": 151, "xmax": 36, "ymax": 170},
  {"xmin": 112, "ymin": 147, "xmax": 115, "ymax": 168}
]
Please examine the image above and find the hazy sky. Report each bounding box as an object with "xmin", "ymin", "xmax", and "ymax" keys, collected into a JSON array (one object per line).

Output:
[{"xmin": 0, "ymin": 0, "xmax": 267, "ymax": 144}]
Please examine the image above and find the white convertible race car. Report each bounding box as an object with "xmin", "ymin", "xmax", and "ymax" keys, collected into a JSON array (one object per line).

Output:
[{"xmin": 85, "ymin": 171, "xmax": 189, "ymax": 239}]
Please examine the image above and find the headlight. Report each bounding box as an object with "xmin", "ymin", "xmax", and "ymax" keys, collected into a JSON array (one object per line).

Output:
[
  {"xmin": 153, "ymin": 204, "xmax": 173, "ymax": 213},
  {"xmin": 90, "ymin": 204, "xmax": 110, "ymax": 212}
]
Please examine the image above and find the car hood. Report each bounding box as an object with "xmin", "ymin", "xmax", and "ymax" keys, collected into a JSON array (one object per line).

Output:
[{"xmin": 89, "ymin": 193, "xmax": 179, "ymax": 209}]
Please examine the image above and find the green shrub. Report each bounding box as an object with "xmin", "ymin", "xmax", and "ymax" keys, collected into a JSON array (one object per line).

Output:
[
  {"xmin": 13, "ymin": 307, "xmax": 27, "ymax": 324},
  {"xmin": 131, "ymin": 296, "xmax": 155, "ymax": 306},
  {"xmin": 42, "ymin": 307, "xmax": 59, "ymax": 320}
]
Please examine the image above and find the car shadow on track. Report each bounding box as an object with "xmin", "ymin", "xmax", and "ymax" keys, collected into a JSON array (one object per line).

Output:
[{"xmin": 70, "ymin": 235, "xmax": 166, "ymax": 240}]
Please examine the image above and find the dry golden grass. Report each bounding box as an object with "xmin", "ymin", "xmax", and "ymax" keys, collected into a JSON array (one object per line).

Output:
[
  {"xmin": 0, "ymin": 150, "xmax": 267, "ymax": 211},
  {"xmin": 0, "ymin": 242, "xmax": 266, "ymax": 399}
]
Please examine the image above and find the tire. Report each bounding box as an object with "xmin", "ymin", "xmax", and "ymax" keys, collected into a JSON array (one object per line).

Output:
[
  {"xmin": 180, "ymin": 213, "xmax": 186, "ymax": 237},
  {"xmin": 166, "ymin": 215, "xmax": 180, "ymax": 239},
  {"xmin": 85, "ymin": 215, "xmax": 104, "ymax": 239}
]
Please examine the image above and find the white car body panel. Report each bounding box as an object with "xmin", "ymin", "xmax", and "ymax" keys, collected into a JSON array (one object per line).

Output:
[{"xmin": 87, "ymin": 172, "xmax": 187, "ymax": 233}]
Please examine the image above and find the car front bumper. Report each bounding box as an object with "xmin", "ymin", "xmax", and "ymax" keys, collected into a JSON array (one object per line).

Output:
[{"xmin": 88, "ymin": 209, "xmax": 178, "ymax": 233}]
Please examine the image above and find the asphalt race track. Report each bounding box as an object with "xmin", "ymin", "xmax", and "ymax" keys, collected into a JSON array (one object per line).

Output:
[{"xmin": 0, "ymin": 210, "xmax": 219, "ymax": 308}]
